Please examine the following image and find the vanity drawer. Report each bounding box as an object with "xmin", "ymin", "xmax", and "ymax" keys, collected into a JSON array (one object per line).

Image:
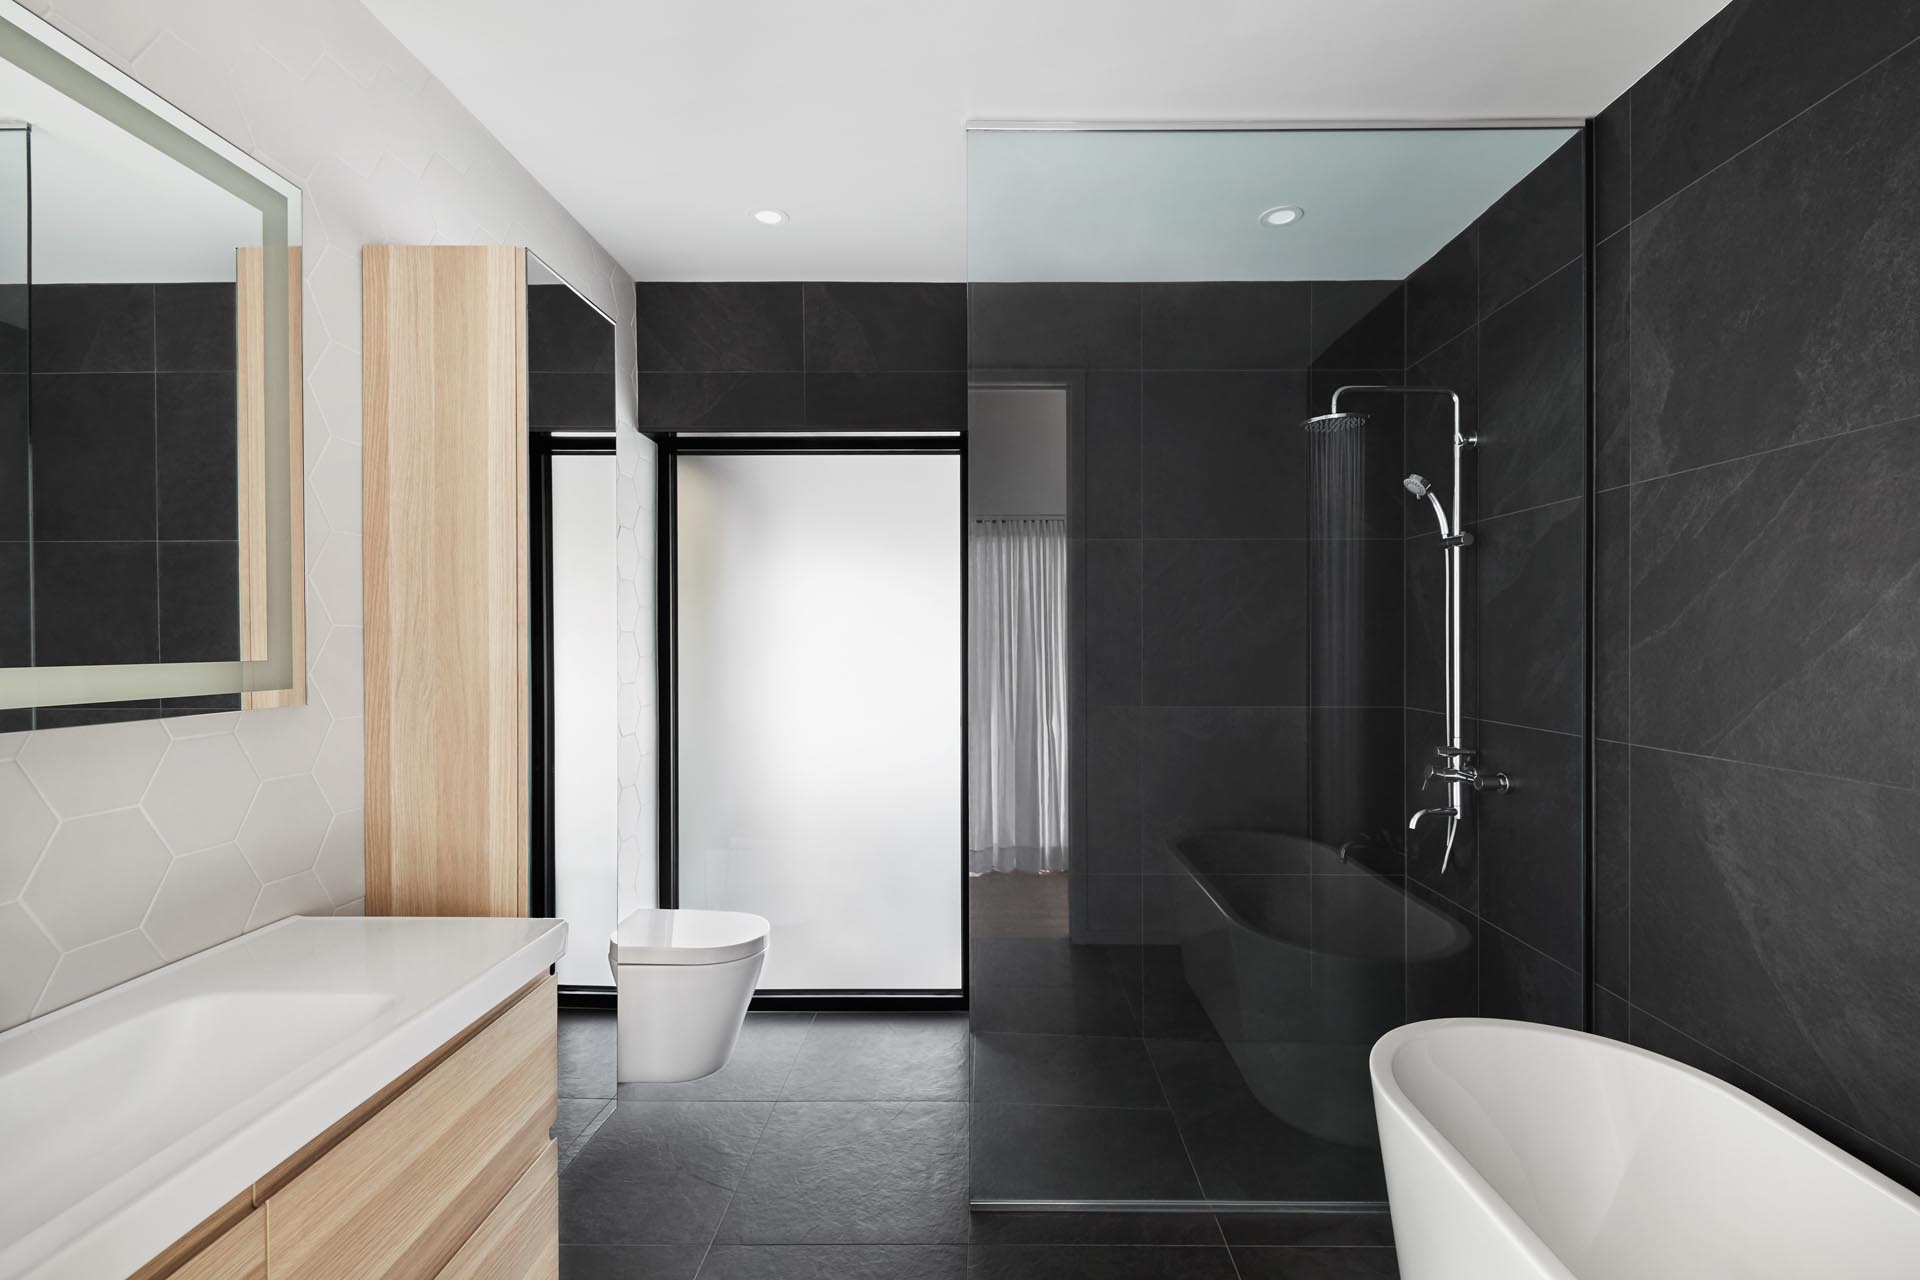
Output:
[
  {"xmin": 263, "ymin": 976, "xmax": 556, "ymax": 1280},
  {"xmin": 437, "ymin": 1140, "xmax": 558, "ymax": 1280},
  {"xmin": 171, "ymin": 1210, "xmax": 266, "ymax": 1280}
]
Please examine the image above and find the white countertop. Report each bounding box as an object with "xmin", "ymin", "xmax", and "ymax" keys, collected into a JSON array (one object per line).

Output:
[{"xmin": 0, "ymin": 915, "xmax": 567, "ymax": 1280}]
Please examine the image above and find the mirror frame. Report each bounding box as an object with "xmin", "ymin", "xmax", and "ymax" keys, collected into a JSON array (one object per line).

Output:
[{"xmin": 0, "ymin": 2, "xmax": 304, "ymax": 712}]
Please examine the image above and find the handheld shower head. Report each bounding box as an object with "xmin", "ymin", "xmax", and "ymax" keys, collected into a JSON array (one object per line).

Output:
[{"xmin": 1403, "ymin": 474, "xmax": 1431, "ymax": 498}]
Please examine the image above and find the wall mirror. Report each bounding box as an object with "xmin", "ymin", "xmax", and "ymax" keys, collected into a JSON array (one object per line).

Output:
[{"xmin": 0, "ymin": 3, "xmax": 303, "ymax": 729}]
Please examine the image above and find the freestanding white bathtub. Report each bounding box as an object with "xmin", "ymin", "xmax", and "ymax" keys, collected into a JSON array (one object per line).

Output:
[{"xmin": 1371, "ymin": 1018, "xmax": 1920, "ymax": 1279}]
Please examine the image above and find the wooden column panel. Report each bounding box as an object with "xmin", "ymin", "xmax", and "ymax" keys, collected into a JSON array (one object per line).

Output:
[{"xmin": 362, "ymin": 245, "xmax": 529, "ymax": 916}]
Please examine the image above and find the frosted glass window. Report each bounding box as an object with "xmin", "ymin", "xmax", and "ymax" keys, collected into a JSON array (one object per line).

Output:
[
  {"xmin": 552, "ymin": 453, "xmax": 620, "ymax": 987},
  {"xmin": 676, "ymin": 453, "xmax": 962, "ymax": 991}
]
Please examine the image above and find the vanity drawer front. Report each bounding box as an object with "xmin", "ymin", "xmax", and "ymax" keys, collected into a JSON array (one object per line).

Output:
[
  {"xmin": 264, "ymin": 977, "xmax": 557, "ymax": 1280},
  {"xmin": 437, "ymin": 1140, "xmax": 558, "ymax": 1280},
  {"xmin": 172, "ymin": 1210, "xmax": 266, "ymax": 1280}
]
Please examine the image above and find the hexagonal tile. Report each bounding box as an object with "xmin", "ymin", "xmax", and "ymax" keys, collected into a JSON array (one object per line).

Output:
[
  {"xmin": 0, "ymin": 763, "xmax": 56, "ymax": 902},
  {"xmin": 236, "ymin": 775, "xmax": 332, "ymax": 882},
  {"xmin": 248, "ymin": 871, "xmax": 331, "ymax": 930},
  {"xmin": 314, "ymin": 812, "xmax": 364, "ymax": 906},
  {"xmin": 308, "ymin": 342, "xmax": 363, "ymax": 444},
  {"xmin": 24, "ymin": 810, "xmax": 170, "ymax": 950},
  {"xmin": 311, "ymin": 533, "xmax": 362, "ymax": 626},
  {"xmin": 144, "ymin": 735, "xmax": 259, "ymax": 855},
  {"xmin": 35, "ymin": 930, "xmax": 163, "ymax": 1015},
  {"xmin": 145, "ymin": 845, "xmax": 260, "ymax": 962},
  {"xmin": 0, "ymin": 903, "xmax": 57, "ymax": 1030},
  {"xmin": 313, "ymin": 720, "xmax": 364, "ymax": 814},
  {"xmin": 0, "ymin": 728, "xmax": 26, "ymax": 763},
  {"xmin": 236, "ymin": 701, "xmax": 332, "ymax": 780},
  {"xmin": 306, "ymin": 250, "xmax": 363, "ymax": 367},
  {"xmin": 166, "ymin": 711, "xmax": 241, "ymax": 740},
  {"xmin": 18, "ymin": 718, "xmax": 169, "ymax": 818},
  {"xmin": 332, "ymin": 898, "xmax": 365, "ymax": 917},
  {"xmin": 310, "ymin": 438, "xmax": 362, "ymax": 533},
  {"xmin": 310, "ymin": 627, "xmax": 364, "ymax": 720}
]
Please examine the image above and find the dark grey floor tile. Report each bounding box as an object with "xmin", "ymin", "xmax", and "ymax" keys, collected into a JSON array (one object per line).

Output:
[
  {"xmin": 560, "ymin": 1101, "xmax": 773, "ymax": 1245},
  {"xmin": 618, "ymin": 1013, "xmax": 814, "ymax": 1102},
  {"xmin": 716, "ymin": 1101, "xmax": 969, "ymax": 1244},
  {"xmin": 970, "ymin": 966, "xmax": 1141, "ymax": 1038},
  {"xmin": 970, "ymin": 1102, "xmax": 1199, "ymax": 1203},
  {"xmin": 556, "ymin": 1098, "xmax": 615, "ymax": 1168},
  {"xmin": 560, "ymin": 1009, "xmax": 618, "ymax": 1099},
  {"xmin": 1229, "ymin": 1246, "xmax": 1400, "ymax": 1278},
  {"xmin": 700, "ymin": 1245, "xmax": 966, "ymax": 1280},
  {"xmin": 562, "ymin": 1244, "xmax": 708, "ymax": 1280},
  {"xmin": 969, "ymin": 1213, "xmax": 1224, "ymax": 1247},
  {"xmin": 782, "ymin": 1013, "xmax": 969, "ymax": 1101},
  {"xmin": 1214, "ymin": 1212, "xmax": 1393, "ymax": 1248},
  {"xmin": 972, "ymin": 1033, "xmax": 1164, "ymax": 1110},
  {"xmin": 968, "ymin": 1246, "xmax": 1238, "ymax": 1279}
]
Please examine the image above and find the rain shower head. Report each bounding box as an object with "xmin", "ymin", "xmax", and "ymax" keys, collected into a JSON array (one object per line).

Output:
[{"xmin": 1303, "ymin": 411, "xmax": 1369, "ymax": 433}]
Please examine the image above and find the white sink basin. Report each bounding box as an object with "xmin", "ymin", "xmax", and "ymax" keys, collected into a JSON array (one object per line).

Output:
[{"xmin": 0, "ymin": 915, "xmax": 566, "ymax": 1280}]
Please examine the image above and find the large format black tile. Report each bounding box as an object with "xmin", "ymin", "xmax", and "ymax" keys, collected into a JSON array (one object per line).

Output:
[
  {"xmin": 969, "ymin": 964, "xmax": 1141, "ymax": 1038},
  {"xmin": 554, "ymin": 1098, "xmax": 614, "ymax": 1166},
  {"xmin": 1083, "ymin": 540, "xmax": 1140, "ymax": 707},
  {"xmin": 616, "ymin": 1013, "xmax": 813, "ymax": 1101},
  {"xmin": 1401, "ymin": 533, "xmax": 1445, "ymax": 719},
  {"xmin": 1310, "ymin": 282, "xmax": 1403, "ymax": 371},
  {"xmin": 1138, "ymin": 709, "xmax": 1310, "ymax": 872},
  {"xmin": 560, "ymin": 1244, "xmax": 706, "ymax": 1280},
  {"xmin": 559, "ymin": 1009, "xmax": 617, "ymax": 1099},
  {"xmin": 1141, "ymin": 540, "xmax": 1307, "ymax": 707},
  {"xmin": 804, "ymin": 283, "xmax": 966, "ymax": 372},
  {"xmin": 638, "ymin": 372, "xmax": 805, "ymax": 429},
  {"xmin": 1477, "ymin": 262, "xmax": 1584, "ymax": 520},
  {"xmin": 780, "ymin": 1013, "xmax": 968, "ymax": 1100},
  {"xmin": 1593, "ymin": 488, "xmax": 1629, "ymax": 744},
  {"xmin": 33, "ymin": 541, "xmax": 158, "ymax": 666},
  {"xmin": 1478, "ymin": 134, "xmax": 1584, "ymax": 318},
  {"xmin": 154, "ymin": 282, "xmax": 236, "ymax": 371},
  {"xmin": 1593, "ymin": 233, "xmax": 1630, "ymax": 492},
  {"xmin": 700, "ymin": 1245, "xmax": 965, "ymax": 1280},
  {"xmin": 1629, "ymin": 746, "xmax": 1920, "ymax": 1161},
  {"xmin": 970, "ymin": 1102, "xmax": 1200, "ymax": 1202},
  {"xmin": 1628, "ymin": 420, "xmax": 1920, "ymax": 788},
  {"xmin": 158, "ymin": 541, "xmax": 238, "ymax": 662},
  {"xmin": 560, "ymin": 1101, "xmax": 773, "ymax": 1244},
  {"xmin": 0, "ymin": 543, "xmax": 27, "ymax": 666},
  {"xmin": 1214, "ymin": 1212, "xmax": 1393, "ymax": 1248},
  {"xmin": 969, "ymin": 1246, "xmax": 1238, "ymax": 1280},
  {"xmin": 806, "ymin": 372, "xmax": 965, "ymax": 429},
  {"xmin": 157, "ymin": 371, "xmax": 238, "ymax": 541},
  {"xmin": 532, "ymin": 372, "xmax": 617, "ymax": 430},
  {"xmin": 717, "ymin": 1101, "xmax": 968, "ymax": 1243},
  {"xmin": 1629, "ymin": 0, "xmax": 1920, "ymax": 217},
  {"xmin": 30, "ymin": 283, "xmax": 153, "ymax": 372},
  {"xmin": 1308, "ymin": 708, "xmax": 1405, "ymax": 856},
  {"xmin": 1083, "ymin": 706, "xmax": 1142, "ymax": 879},
  {"xmin": 969, "ymin": 1213, "xmax": 1223, "ymax": 1247},
  {"xmin": 1140, "ymin": 283, "xmax": 1310, "ymax": 370},
  {"xmin": 1306, "ymin": 536, "xmax": 1402, "ymax": 709},
  {"xmin": 1405, "ymin": 227, "xmax": 1476, "ymax": 365},
  {"xmin": 1630, "ymin": 41, "xmax": 1920, "ymax": 480},
  {"xmin": 1140, "ymin": 373, "xmax": 1309, "ymax": 539},
  {"xmin": 1593, "ymin": 90, "xmax": 1632, "ymax": 244},
  {"xmin": 530, "ymin": 283, "xmax": 617, "ymax": 374},
  {"xmin": 1593, "ymin": 739, "xmax": 1630, "ymax": 998},
  {"xmin": 968, "ymin": 285, "xmax": 1140, "ymax": 371},
  {"xmin": 636, "ymin": 283, "xmax": 802, "ymax": 371},
  {"xmin": 972, "ymin": 1033, "xmax": 1164, "ymax": 1109},
  {"xmin": 1230, "ymin": 1246, "xmax": 1399, "ymax": 1278},
  {"xmin": 1084, "ymin": 372, "xmax": 1142, "ymax": 538},
  {"xmin": 1475, "ymin": 721, "xmax": 1582, "ymax": 969},
  {"xmin": 29, "ymin": 373, "xmax": 156, "ymax": 541},
  {"xmin": 1476, "ymin": 497, "xmax": 1585, "ymax": 737},
  {"xmin": 1478, "ymin": 923, "xmax": 1582, "ymax": 1030},
  {"xmin": 0, "ymin": 285, "xmax": 23, "ymax": 372},
  {"xmin": 0, "ymin": 373, "xmax": 25, "ymax": 541}
]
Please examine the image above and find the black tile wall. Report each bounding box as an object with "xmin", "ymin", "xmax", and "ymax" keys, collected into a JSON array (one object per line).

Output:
[
  {"xmin": 637, "ymin": 283, "xmax": 965, "ymax": 431},
  {"xmin": 1594, "ymin": 0, "xmax": 1920, "ymax": 1189},
  {"xmin": 528, "ymin": 282, "xmax": 615, "ymax": 430}
]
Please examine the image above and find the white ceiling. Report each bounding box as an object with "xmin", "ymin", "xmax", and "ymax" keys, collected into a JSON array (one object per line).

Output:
[{"xmin": 364, "ymin": 0, "xmax": 1730, "ymax": 283}]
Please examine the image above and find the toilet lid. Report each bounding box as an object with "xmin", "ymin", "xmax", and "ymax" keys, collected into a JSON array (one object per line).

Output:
[{"xmin": 609, "ymin": 908, "xmax": 770, "ymax": 966}]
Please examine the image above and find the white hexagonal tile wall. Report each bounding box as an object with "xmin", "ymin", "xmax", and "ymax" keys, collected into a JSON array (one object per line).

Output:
[
  {"xmin": 313, "ymin": 813, "xmax": 364, "ymax": 906},
  {"xmin": 237, "ymin": 775, "xmax": 333, "ymax": 882},
  {"xmin": 310, "ymin": 438, "xmax": 362, "ymax": 533},
  {"xmin": 35, "ymin": 930, "xmax": 162, "ymax": 1015},
  {"xmin": 0, "ymin": 763, "xmax": 55, "ymax": 902},
  {"xmin": 311, "ymin": 533, "xmax": 362, "ymax": 626},
  {"xmin": 310, "ymin": 627, "xmax": 365, "ymax": 720},
  {"xmin": 18, "ymin": 719, "xmax": 168, "ymax": 818},
  {"xmin": 313, "ymin": 720, "xmax": 364, "ymax": 814},
  {"xmin": 144, "ymin": 735, "xmax": 260, "ymax": 855},
  {"xmin": 24, "ymin": 811, "xmax": 170, "ymax": 950},
  {"xmin": 146, "ymin": 845, "xmax": 260, "ymax": 961},
  {"xmin": 0, "ymin": 903, "xmax": 57, "ymax": 1030},
  {"xmin": 235, "ymin": 701, "xmax": 332, "ymax": 780},
  {"xmin": 248, "ymin": 871, "xmax": 332, "ymax": 930}
]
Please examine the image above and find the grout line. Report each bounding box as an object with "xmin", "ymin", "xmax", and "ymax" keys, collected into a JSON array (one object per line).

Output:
[{"xmin": 1622, "ymin": 410, "xmax": 1920, "ymax": 491}]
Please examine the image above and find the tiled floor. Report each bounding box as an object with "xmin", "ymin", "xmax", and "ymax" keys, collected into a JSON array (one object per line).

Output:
[{"xmin": 554, "ymin": 1010, "xmax": 1399, "ymax": 1278}]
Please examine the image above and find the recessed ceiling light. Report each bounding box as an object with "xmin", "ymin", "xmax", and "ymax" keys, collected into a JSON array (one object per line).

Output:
[
  {"xmin": 753, "ymin": 209, "xmax": 788, "ymax": 226},
  {"xmin": 1258, "ymin": 205, "xmax": 1304, "ymax": 227}
]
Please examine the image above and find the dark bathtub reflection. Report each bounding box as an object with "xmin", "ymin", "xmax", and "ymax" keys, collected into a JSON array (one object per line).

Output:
[{"xmin": 1164, "ymin": 829, "xmax": 1470, "ymax": 1147}]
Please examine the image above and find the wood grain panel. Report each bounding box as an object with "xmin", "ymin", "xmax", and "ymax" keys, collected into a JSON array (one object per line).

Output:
[
  {"xmin": 128, "ymin": 1188, "xmax": 256, "ymax": 1280},
  {"xmin": 362, "ymin": 245, "xmax": 528, "ymax": 916},
  {"xmin": 262, "ymin": 976, "xmax": 556, "ymax": 1280},
  {"xmin": 169, "ymin": 1211, "xmax": 266, "ymax": 1280},
  {"xmin": 436, "ymin": 1141, "xmax": 558, "ymax": 1280},
  {"xmin": 237, "ymin": 246, "xmax": 307, "ymax": 710}
]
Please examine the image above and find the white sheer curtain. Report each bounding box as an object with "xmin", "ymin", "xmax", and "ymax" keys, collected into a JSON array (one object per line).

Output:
[{"xmin": 968, "ymin": 516, "xmax": 1069, "ymax": 874}]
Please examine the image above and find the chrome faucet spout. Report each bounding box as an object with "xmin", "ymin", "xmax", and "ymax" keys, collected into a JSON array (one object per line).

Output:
[{"xmin": 1407, "ymin": 806, "xmax": 1457, "ymax": 831}]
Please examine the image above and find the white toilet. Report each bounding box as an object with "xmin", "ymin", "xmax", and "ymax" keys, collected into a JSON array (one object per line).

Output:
[{"xmin": 608, "ymin": 908, "xmax": 770, "ymax": 1083}]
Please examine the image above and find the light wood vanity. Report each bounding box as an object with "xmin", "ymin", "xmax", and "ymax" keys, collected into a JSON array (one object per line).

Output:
[{"xmin": 133, "ymin": 976, "xmax": 558, "ymax": 1280}]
